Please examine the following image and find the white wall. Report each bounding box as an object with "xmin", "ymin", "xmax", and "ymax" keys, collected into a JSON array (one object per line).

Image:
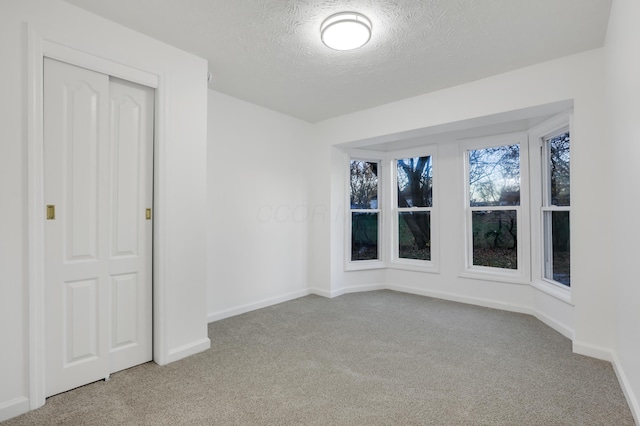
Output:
[
  {"xmin": 207, "ymin": 91, "xmax": 312, "ymax": 321},
  {"xmin": 0, "ymin": 0, "xmax": 209, "ymax": 420},
  {"xmin": 311, "ymin": 49, "xmax": 611, "ymax": 357},
  {"xmin": 2, "ymin": 0, "xmax": 634, "ymax": 421},
  {"xmin": 607, "ymin": 0, "xmax": 640, "ymax": 421}
]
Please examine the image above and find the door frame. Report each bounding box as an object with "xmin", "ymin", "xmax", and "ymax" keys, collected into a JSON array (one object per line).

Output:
[{"xmin": 27, "ymin": 26, "xmax": 167, "ymax": 409}]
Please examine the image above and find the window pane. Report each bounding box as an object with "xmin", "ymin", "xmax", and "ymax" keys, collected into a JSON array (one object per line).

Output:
[
  {"xmin": 397, "ymin": 156, "xmax": 432, "ymax": 207},
  {"xmin": 545, "ymin": 211, "xmax": 570, "ymax": 286},
  {"xmin": 398, "ymin": 212, "xmax": 431, "ymax": 260},
  {"xmin": 469, "ymin": 145, "xmax": 520, "ymax": 207},
  {"xmin": 351, "ymin": 212, "xmax": 378, "ymax": 261},
  {"xmin": 548, "ymin": 132, "xmax": 570, "ymax": 206},
  {"xmin": 350, "ymin": 160, "xmax": 378, "ymax": 209},
  {"xmin": 472, "ymin": 210, "xmax": 517, "ymax": 269}
]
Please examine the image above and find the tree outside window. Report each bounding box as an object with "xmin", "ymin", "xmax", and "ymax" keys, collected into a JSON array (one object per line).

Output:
[
  {"xmin": 396, "ymin": 156, "xmax": 432, "ymax": 261},
  {"xmin": 350, "ymin": 160, "xmax": 380, "ymax": 261},
  {"xmin": 467, "ymin": 144, "xmax": 521, "ymax": 270},
  {"xmin": 543, "ymin": 132, "xmax": 570, "ymax": 286}
]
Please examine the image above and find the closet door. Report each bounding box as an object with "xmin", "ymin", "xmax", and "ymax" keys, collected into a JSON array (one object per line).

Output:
[
  {"xmin": 107, "ymin": 77, "xmax": 154, "ymax": 374},
  {"xmin": 44, "ymin": 58, "xmax": 153, "ymax": 397}
]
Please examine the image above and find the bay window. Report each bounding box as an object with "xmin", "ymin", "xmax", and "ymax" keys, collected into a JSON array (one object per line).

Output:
[{"xmin": 343, "ymin": 111, "xmax": 570, "ymax": 300}]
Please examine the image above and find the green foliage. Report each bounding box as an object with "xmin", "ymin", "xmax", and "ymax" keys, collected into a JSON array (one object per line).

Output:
[
  {"xmin": 472, "ymin": 210, "xmax": 517, "ymax": 269},
  {"xmin": 398, "ymin": 212, "xmax": 430, "ymax": 260},
  {"xmin": 351, "ymin": 212, "xmax": 378, "ymax": 261}
]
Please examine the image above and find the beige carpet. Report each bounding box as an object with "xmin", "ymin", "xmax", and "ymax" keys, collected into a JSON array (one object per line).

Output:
[{"xmin": 5, "ymin": 290, "xmax": 635, "ymax": 425}]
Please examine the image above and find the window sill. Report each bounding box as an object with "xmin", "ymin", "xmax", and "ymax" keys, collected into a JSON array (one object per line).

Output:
[{"xmin": 530, "ymin": 279, "xmax": 573, "ymax": 305}]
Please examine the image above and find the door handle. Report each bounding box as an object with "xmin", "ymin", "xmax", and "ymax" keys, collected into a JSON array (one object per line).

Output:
[
  {"xmin": 146, "ymin": 208, "xmax": 152, "ymax": 220},
  {"xmin": 46, "ymin": 205, "xmax": 55, "ymax": 220}
]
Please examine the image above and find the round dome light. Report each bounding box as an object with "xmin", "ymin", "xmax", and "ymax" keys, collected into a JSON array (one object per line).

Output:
[{"xmin": 321, "ymin": 12, "xmax": 372, "ymax": 51}]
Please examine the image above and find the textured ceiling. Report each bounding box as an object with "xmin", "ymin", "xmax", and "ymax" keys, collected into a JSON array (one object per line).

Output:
[{"xmin": 63, "ymin": 0, "xmax": 612, "ymax": 123}]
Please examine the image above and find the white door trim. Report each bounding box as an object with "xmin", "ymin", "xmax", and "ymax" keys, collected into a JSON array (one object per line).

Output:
[{"xmin": 27, "ymin": 24, "xmax": 168, "ymax": 410}]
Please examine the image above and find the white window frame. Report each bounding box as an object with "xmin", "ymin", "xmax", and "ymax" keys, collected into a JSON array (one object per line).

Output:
[
  {"xmin": 345, "ymin": 151, "xmax": 385, "ymax": 271},
  {"xmin": 528, "ymin": 113, "xmax": 573, "ymax": 303},
  {"xmin": 460, "ymin": 132, "xmax": 530, "ymax": 284},
  {"xmin": 388, "ymin": 146, "xmax": 439, "ymax": 273}
]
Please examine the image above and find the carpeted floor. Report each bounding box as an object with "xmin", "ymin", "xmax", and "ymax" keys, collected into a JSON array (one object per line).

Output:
[{"xmin": 4, "ymin": 290, "xmax": 635, "ymax": 425}]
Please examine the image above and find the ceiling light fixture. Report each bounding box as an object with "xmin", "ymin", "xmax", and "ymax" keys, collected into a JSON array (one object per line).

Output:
[{"xmin": 321, "ymin": 12, "xmax": 372, "ymax": 51}]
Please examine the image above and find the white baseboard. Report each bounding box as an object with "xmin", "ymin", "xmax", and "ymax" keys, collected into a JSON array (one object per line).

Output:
[
  {"xmin": 340, "ymin": 283, "xmax": 386, "ymax": 295},
  {"xmin": 165, "ymin": 338, "xmax": 211, "ymax": 364},
  {"xmin": 532, "ymin": 309, "xmax": 573, "ymax": 340},
  {"xmin": 387, "ymin": 283, "xmax": 533, "ymax": 315},
  {"xmin": 611, "ymin": 352, "xmax": 640, "ymax": 425},
  {"xmin": 219, "ymin": 283, "xmax": 575, "ymax": 347},
  {"xmin": 311, "ymin": 283, "xmax": 385, "ymax": 299},
  {"xmin": 308, "ymin": 287, "xmax": 332, "ymax": 298},
  {"xmin": 572, "ymin": 341, "xmax": 613, "ymax": 362},
  {"xmin": 212, "ymin": 284, "xmax": 531, "ymax": 322},
  {"xmin": 387, "ymin": 283, "xmax": 578, "ymax": 342},
  {"xmin": 0, "ymin": 397, "xmax": 29, "ymax": 422},
  {"xmin": 207, "ymin": 289, "xmax": 311, "ymax": 323},
  {"xmin": 207, "ymin": 286, "xmax": 386, "ymax": 320}
]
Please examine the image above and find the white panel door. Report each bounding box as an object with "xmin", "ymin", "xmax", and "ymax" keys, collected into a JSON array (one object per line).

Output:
[
  {"xmin": 108, "ymin": 77, "xmax": 153, "ymax": 374},
  {"xmin": 44, "ymin": 58, "xmax": 153, "ymax": 397}
]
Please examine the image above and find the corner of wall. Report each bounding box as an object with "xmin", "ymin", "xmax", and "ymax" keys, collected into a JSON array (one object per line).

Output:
[
  {"xmin": 611, "ymin": 351, "xmax": 640, "ymax": 425},
  {"xmin": 572, "ymin": 341, "xmax": 613, "ymax": 362},
  {"xmin": 531, "ymin": 309, "xmax": 573, "ymax": 341},
  {"xmin": 164, "ymin": 338, "xmax": 212, "ymax": 365}
]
